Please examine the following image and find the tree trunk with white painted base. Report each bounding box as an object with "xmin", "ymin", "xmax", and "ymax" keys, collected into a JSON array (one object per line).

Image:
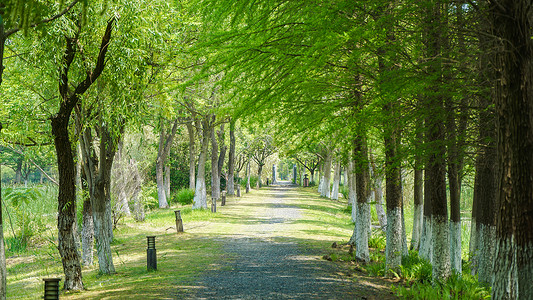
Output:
[
  {"xmin": 348, "ymin": 137, "xmax": 371, "ymax": 262},
  {"xmin": 411, "ymin": 167, "xmax": 423, "ymax": 251},
  {"xmin": 331, "ymin": 161, "xmax": 341, "ymax": 200},
  {"xmin": 210, "ymin": 123, "xmax": 220, "ymax": 200},
  {"xmin": 193, "ymin": 120, "xmax": 210, "ymax": 210},
  {"xmin": 321, "ymin": 152, "xmax": 332, "ymax": 198},
  {"xmin": 227, "ymin": 122, "xmax": 236, "ymax": 195},
  {"xmin": 347, "ymin": 160, "xmax": 357, "ymax": 223},
  {"xmin": 490, "ymin": 1, "xmax": 533, "ymax": 297}
]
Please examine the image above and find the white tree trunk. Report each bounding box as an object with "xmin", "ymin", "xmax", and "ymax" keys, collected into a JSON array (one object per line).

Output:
[
  {"xmin": 81, "ymin": 199, "xmax": 94, "ymax": 266},
  {"xmin": 469, "ymin": 219, "xmax": 479, "ymax": 274},
  {"xmin": 431, "ymin": 215, "xmax": 450, "ymax": 283},
  {"xmin": 321, "ymin": 153, "xmax": 332, "ymax": 198},
  {"xmin": 93, "ymin": 210, "xmax": 115, "ymax": 274},
  {"xmin": 156, "ymin": 161, "xmax": 169, "ymax": 208},
  {"xmin": 450, "ymin": 220, "xmax": 462, "ymax": 274},
  {"xmin": 419, "ymin": 215, "xmax": 433, "ymax": 262},
  {"xmin": 373, "ymin": 174, "xmax": 387, "ymax": 231},
  {"xmin": 348, "ymin": 160, "xmax": 356, "ymax": 223},
  {"xmin": 477, "ymin": 224, "xmax": 495, "ymax": 285},
  {"xmin": 165, "ymin": 163, "xmax": 171, "ymax": 201},
  {"xmin": 386, "ymin": 207, "xmax": 402, "ymax": 272},
  {"xmin": 354, "ymin": 201, "xmax": 370, "ymax": 262},
  {"xmin": 411, "ymin": 203, "xmax": 423, "ymax": 251},
  {"xmin": 186, "ymin": 122, "xmax": 196, "ymax": 191},
  {"xmin": 492, "ymin": 236, "xmax": 518, "ymax": 299},
  {"xmin": 246, "ymin": 159, "xmax": 251, "ymax": 193},
  {"xmin": 193, "ymin": 122, "xmax": 209, "ymax": 210},
  {"xmin": 331, "ymin": 161, "xmax": 341, "ymax": 200}
]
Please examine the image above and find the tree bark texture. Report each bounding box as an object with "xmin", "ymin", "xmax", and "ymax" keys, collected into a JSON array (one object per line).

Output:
[
  {"xmin": 227, "ymin": 122, "xmax": 236, "ymax": 195},
  {"xmin": 211, "ymin": 121, "xmax": 220, "ymax": 200},
  {"xmin": 193, "ymin": 119, "xmax": 210, "ymax": 209},
  {"xmin": 186, "ymin": 121, "xmax": 196, "ymax": 191},
  {"xmin": 348, "ymin": 160, "xmax": 357, "ymax": 223},
  {"xmin": 490, "ymin": 1, "xmax": 533, "ymax": 298},
  {"xmin": 470, "ymin": 22, "xmax": 497, "ymax": 283},
  {"xmin": 331, "ymin": 161, "xmax": 341, "ymax": 200},
  {"xmin": 349, "ymin": 136, "xmax": 371, "ymax": 262},
  {"xmin": 411, "ymin": 167, "xmax": 423, "ymax": 251},
  {"xmin": 321, "ymin": 152, "xmax": 332, "ymax": 198},
  {"xmin": 156, "ymin": 119, "xmax": 178, "ymax": 208},
  {"xmin": 217, "ymin": 124, "xmax": 226, "ymax": 191}
]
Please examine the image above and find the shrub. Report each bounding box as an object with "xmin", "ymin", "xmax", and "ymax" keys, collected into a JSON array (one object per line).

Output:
[
  {"xmin": 171, "ymin": 188, "xmax": 195, "ymax": 205},
  {"xmin": 368, "ymin": 230, "xmax": 386, "ymax": 249},
  {"xmin": 141, "ymin": 183, "xmax": 159, "ymax": 210},
  {"xmin": 239, "ymin": 176, "xmax": 258, "ymax": 189}
]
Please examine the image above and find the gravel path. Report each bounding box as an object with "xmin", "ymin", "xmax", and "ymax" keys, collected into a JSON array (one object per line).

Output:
[{"xmin": 182, "ymin": 184, "xmax": 388, "ymax": 299}]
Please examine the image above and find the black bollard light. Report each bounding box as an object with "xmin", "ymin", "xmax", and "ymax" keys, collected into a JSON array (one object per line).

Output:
[
  {"xmin": 43, "ymin": 278, "xmax": 61, "ymax": 300},
  {"xmin": 175, "ymin": 210, "xmax": 184, "ymax": 233},
  {"xmin": 211, "ymin": 197, "xmax": 217, "ymax": 213},
  {"xmin": 221, "ymin": 191, "xmax": 226, "ymax": 206},
  {"xmin": 147, "ymin": 236, "xmax": 157, "ymax": 271}
]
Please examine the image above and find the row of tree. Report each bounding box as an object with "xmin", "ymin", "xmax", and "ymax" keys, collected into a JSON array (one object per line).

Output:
[
  {"xmin": 190, "ymin": 0, "xmax": 533, "ymax": 298},
  {"xmin": 1, "ymin": 0, "xmax": 533, "ymax": 298}
]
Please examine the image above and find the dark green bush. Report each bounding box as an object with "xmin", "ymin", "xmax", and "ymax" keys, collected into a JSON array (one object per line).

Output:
[{"xmin": 171, "ymin": 188, "xmax": 195, "ymax": 205}]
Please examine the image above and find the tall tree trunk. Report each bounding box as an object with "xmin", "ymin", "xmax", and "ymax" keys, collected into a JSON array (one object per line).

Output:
[
  {"xmin": 91, "ymin": 125, "xmax": 117, "ymax": 274},
  {"xmin": 370, "ymin": 163, "xmax": 387, "ymax": 231},
  {"xmin": 471, "ymin": 98, "xmax": 497, "ymax": 284},
  {"xmin": 470, "ymin": 5, "xmax": 497, "ymax": 284},
  {"xmin": 193, "ymin": 119, "xmax": 210, "ymax": 209},
  {"xmin": 256, "ymin": 164, "xmax": 263, "ymax": 189},
  {"xmin": 411, "ymin": 166, "xmax": 423, "ymax": 251},
  {"xmin": 331, "ymin": 161, "xmax": 341, "ymax": 200},
  {"xmin": 211, "ymin": 121, "xmax": 220, "ymax": 200},
  {"xmin": 425, "ymin": 0, "xmax": 450, "ymax": 279},
  {"xmin": 217, "ymin": 124, "xmax": 226, "ymax": 190},
  {"xmin": 165, "ymin": 150, "xmax": 171, "ymax": 201},
  {"xmin": 490, "ymin": 1, "xmax": 533, "ymax": 298},
  {"xmin": 156, "ymin": 119, "xmax": 178, "ymax": 208},
  {"xmin": 51, "ymin": 116, "xmax": 84, "ymax": 290},
  {"xmin": 317, "ymin": 163, "xmax": 323, "ymax": 194},
  {"xmin": 227, "ymin": 122, "xmax": 236, "ymax": 195},
  {"xmin": 186, "ymin": 121, "xmax": 196, "ymax": 190},
  {"xmin": 80, "ymin": 162, "xmax": 94, "ymax": 267},
  {"xmin": 446, "ymin": 91, "xmax": 462, "ymax": 275},
  {"xmin": 348, "ymin": 159, "xmax": 357, "ymax": 223},
  {"xmin": 383, "ymin": 105, "xmax": 402, "ymax": 273},
  {"xmin": 349, "ymin": 136, "xmax": 371, "ymax": 262},
  {"xmin": 246, "ymin": 156, "xmax": 251, "ymax": 193},
  {"xmin": 321, "ymin": 152, "xmax": 332, "ymax": 198},
  {"xmin": 51, "ymin": 20, "xmax": 113, "ymax": 289}
]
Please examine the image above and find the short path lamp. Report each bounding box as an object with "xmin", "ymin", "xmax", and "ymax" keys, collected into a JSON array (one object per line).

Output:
[
  {"xmin": 43, "ymin": 278, "xmax": 61, "ymax": 300},
  {"xmin": 147, "ymin": 236, "xmax": 157, "ymax": 271}
]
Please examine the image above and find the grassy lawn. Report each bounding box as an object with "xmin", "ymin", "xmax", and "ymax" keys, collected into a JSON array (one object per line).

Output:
[{"xmin": 4, "ymin": 185, "xmax": 363, "ymax": 299}]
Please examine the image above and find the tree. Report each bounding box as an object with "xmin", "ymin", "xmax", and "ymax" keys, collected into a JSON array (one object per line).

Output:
[
  {"xmin": 489, "ymin": 1, "xmax": 533, "ymax": 298},
  {"xmin": 250, "ymin": 134, "xmax": 276, "ymax": 189},
  {"xmin": 156, "ymin": 119, "xmax": 178, "ymax": 208},
  {"xmin": 226, "ymin": 120, "xmax": 236, "ymax": 195},
  {"xmin": 50, "ymin": 17, "xmax": 114, "ymax": 290}
]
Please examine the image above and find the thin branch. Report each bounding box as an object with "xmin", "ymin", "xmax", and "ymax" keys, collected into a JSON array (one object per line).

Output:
[{"xmin": 4, "ymin": 0, "xmax": 80, "ymax": 38}]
